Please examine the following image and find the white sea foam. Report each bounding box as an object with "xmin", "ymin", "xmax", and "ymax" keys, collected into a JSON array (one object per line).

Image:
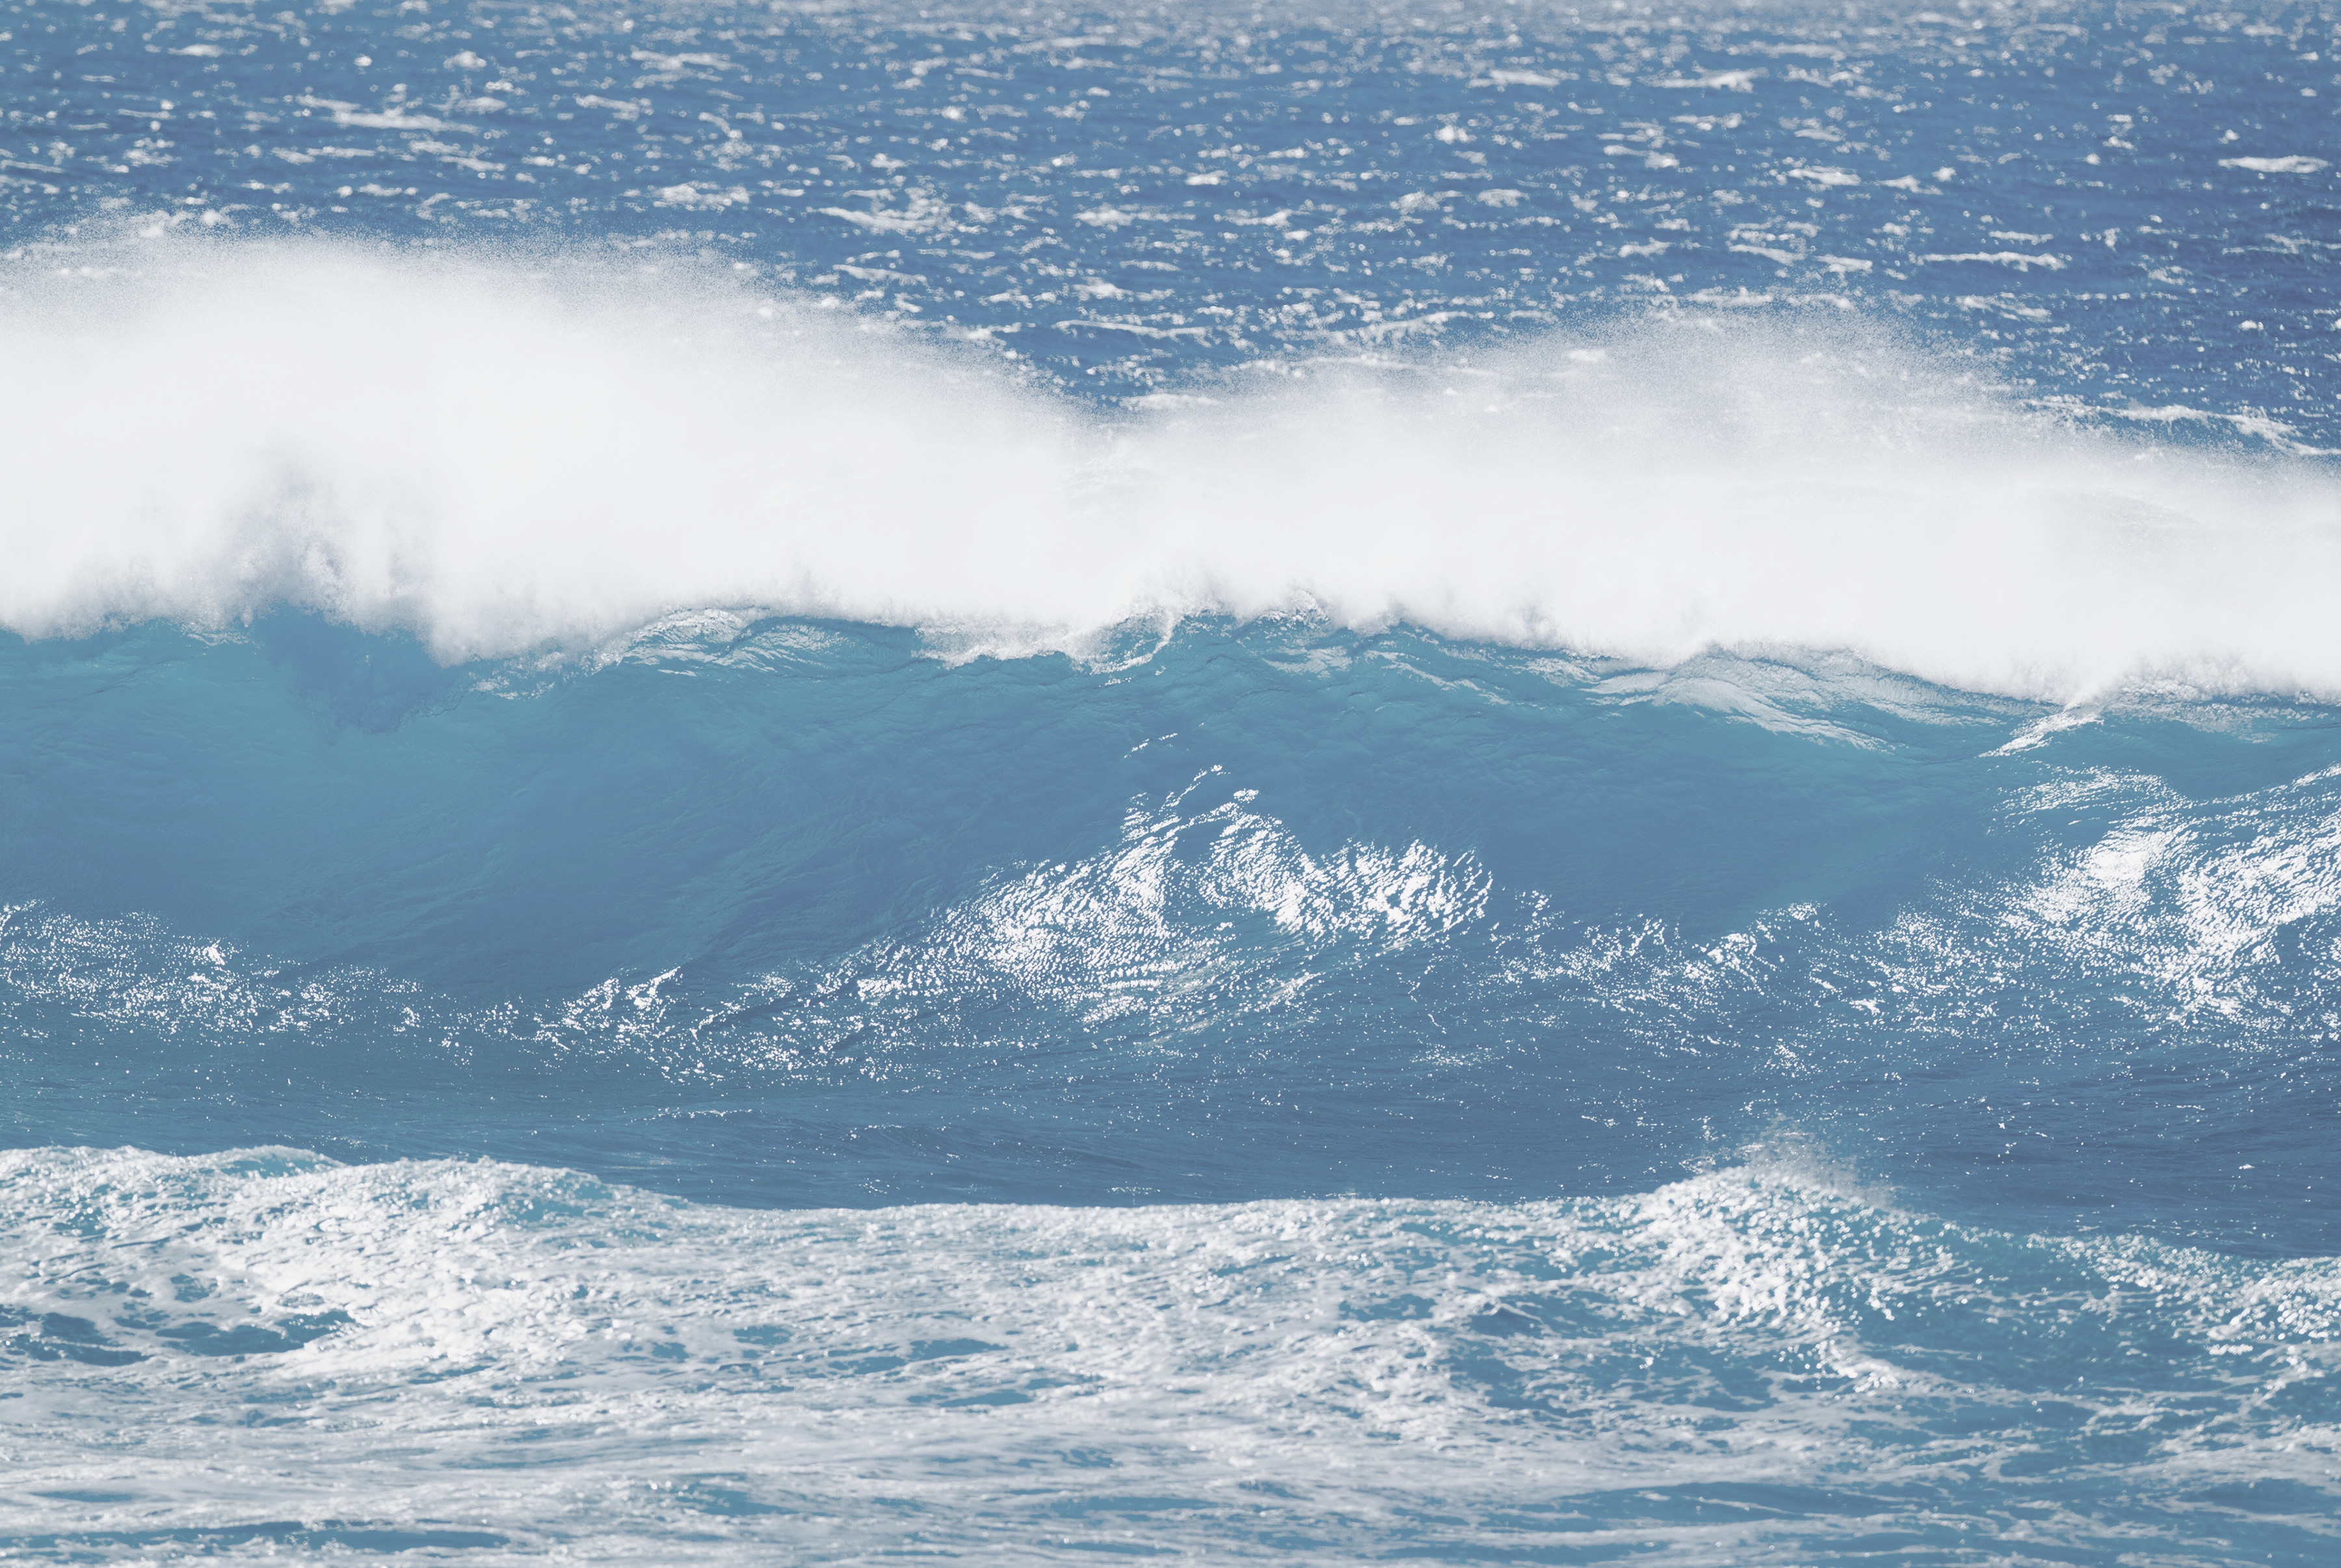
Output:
[
  {"xmin": 4, "ymin": 1145, "xmax": 2335, "ymax": 1562},
  {"xmin": 3, "ymin": 237, "xmax": 2338, "ymax": 702}
]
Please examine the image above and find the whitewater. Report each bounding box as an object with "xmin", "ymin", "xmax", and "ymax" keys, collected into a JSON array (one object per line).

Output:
[
  {"xmin": 6, "ymin": 243, "xmax": 2341, "ymax": 698},
  {"xmin": 5, "ymin": 0, "xmax": 2340, "ymax": 1561}
]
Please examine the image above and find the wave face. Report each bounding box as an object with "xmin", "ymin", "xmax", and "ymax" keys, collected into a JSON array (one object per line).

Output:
[
  {"xmin": 8, "ymin": 0, "xmax": 2341, "ymax": 1561},
  {"xmin": 10, "ymin": 614, "xmax": 2341, "ymax": 1240}
]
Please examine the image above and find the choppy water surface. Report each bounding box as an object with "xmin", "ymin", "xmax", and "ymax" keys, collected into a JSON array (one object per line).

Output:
[
  {"xmin": 7, "ymin": 0, "xmax": 2336, "ymax": 439},
  {"xmin": 4, "ymin": 0, "xmax": 2340, "ymax": 1561}
]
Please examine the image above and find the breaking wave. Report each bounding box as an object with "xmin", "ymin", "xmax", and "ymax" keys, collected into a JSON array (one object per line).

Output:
[{"xmin": 5, "ymin": 241, "xmax": 2338, "ymax": 700}]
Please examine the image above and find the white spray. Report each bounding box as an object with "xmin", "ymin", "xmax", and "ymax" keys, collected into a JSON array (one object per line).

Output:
[{"xmin": 3, "ymin": 237, "xmax": 2334, "ymax": 701}]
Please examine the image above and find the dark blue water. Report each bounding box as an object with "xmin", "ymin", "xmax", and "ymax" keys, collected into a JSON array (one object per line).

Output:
[
  {"xmin": 8, "ymin": 0, "xmax": 2335, "ymax": 439},
  {"xmin": 5, "ymin": 0, "xmax": 2341, "ymax": 1561}
]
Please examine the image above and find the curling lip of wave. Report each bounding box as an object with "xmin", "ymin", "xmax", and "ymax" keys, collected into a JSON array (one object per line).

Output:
[{"xmin": 3, "ymin": 242, "xmax": 2338, "ymax": 702}]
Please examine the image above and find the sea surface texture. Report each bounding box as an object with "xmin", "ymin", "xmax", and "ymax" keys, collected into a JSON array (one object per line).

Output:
[{"xmin": 4, "ymin": 0, "xmax": 2341, "ymax": 1561}]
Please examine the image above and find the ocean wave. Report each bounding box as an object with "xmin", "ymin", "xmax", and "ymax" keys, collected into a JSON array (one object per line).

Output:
[
  {"xmin": 11, "ymin": 2, "xmax": 2338, "ymax": 1558},
  {"xmin": 4, "ymin": 239, "xmax": 2337, "ymax": 701}
]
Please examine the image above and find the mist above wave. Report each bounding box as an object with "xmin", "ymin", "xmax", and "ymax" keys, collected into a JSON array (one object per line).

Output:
[{"xmin": 5, "ymin": 238, "xmax": 2336, "ymax": 701}]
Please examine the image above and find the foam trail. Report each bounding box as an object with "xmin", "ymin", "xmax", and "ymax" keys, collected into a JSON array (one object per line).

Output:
[{"xmin": 3, "ymin": 239, "xmax": 2337, "ymax": 699}]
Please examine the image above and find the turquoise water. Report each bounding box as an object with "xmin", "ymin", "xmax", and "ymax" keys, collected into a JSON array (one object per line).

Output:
[{"xmin": 5, "ymin": 0, "xmax": 2340, "ymax": 1560}]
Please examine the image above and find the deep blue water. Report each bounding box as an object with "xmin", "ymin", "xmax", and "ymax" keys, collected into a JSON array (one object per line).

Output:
[
  {"xmin": 7, "ymin": 0, "xmax": 2337, "ymax": 441},
  {"xmin": 5, "ymin": 0, "xmax": 2341, "ymax": 1562}
]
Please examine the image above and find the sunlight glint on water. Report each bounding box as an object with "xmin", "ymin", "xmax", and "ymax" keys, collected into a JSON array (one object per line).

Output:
[{"xmin": 3, "ymin": 0, "xmax": 2339, "ymax": 1560}]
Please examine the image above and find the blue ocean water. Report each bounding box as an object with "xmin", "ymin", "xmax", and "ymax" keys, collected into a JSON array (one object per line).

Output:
[{"xmin": 5, "ymin": 0, "xmax": 2341, "ymax": 1561}]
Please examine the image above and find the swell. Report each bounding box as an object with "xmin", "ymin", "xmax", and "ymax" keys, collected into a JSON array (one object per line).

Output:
[{"xmin": 4, "ymin": 239, "xmax": 2338, "ymax": 701}]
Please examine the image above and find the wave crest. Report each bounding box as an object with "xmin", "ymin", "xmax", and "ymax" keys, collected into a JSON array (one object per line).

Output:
[{"xmin": 5, "ymin": 240, "xmax": 2338, "ymax": 701}]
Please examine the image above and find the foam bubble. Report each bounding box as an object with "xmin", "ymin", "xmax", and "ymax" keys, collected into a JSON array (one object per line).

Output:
[{"xmin": 4, "ymin": 237, "xmax": 2338, "ymax": 701}]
